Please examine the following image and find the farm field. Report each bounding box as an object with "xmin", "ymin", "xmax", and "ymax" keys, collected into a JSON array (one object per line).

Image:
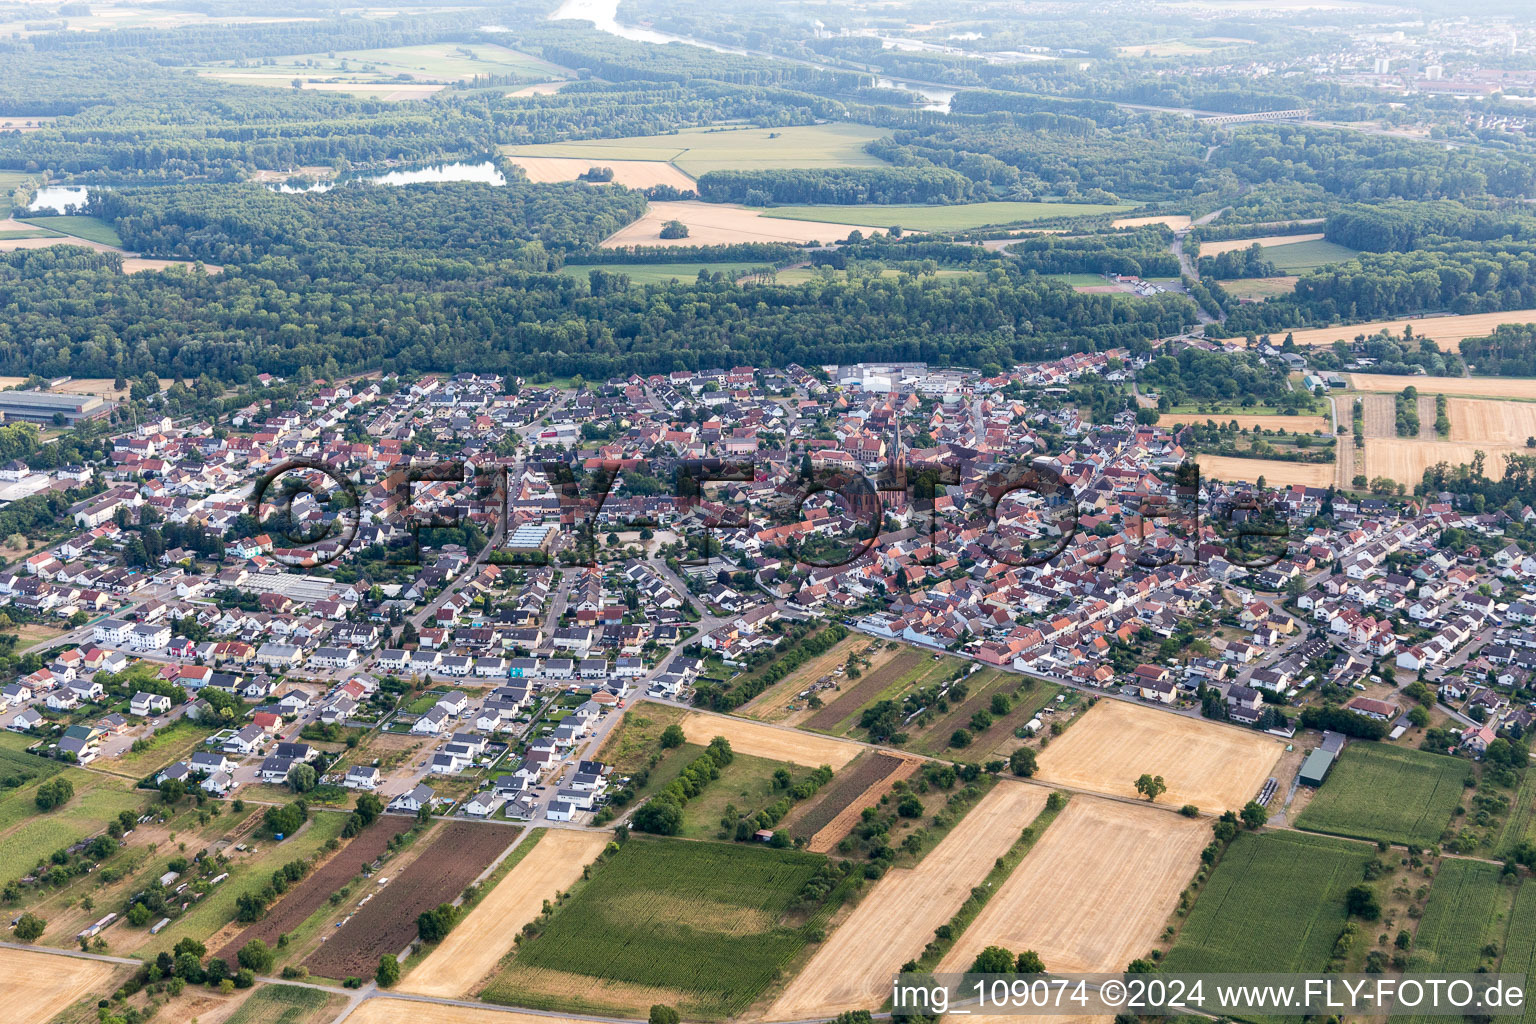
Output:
[
  {"xmin": 739, "ymin": 635, "xmax": 880, "ymax": 723},
  {"xmin": 805, "ymin": 754, "xmax": 919, "ymax": 853},
  {"xmin": 559, "ymin": 261, "xmax": 767, "ymax": 285},
  {"xmin": 1112, "ymin": 213, "xmax": 1191, "ymax": 230},
  {"xmin": 1218, "ymin": 276, "xmax": 1298, "ymax": 301},
  {"xmin": 1501, "ymin": 882, "xmax": 1536, "ymax": 1024},
  {"xmin": 922, "ymin": 678, "xmax": 1064, "ymax": 761},
  {"xmin": 1445, "ymin": 397, "xmax": 1536, "ymax": 443},
  {"xmin": 600, "ymin": 201, "xmax": 865, "ymax": 248},
  {"xmin": 402, "ymin": 829, "xmax": 607, "ymax": 999},
  {"xmin": 302, "ymin": 820, "xmax": 512, "ymax": 980},
  {"xmin": 1162, "ymin": 830, "xmax": 1377, "ymax": 973},
  {"xmin": 1265, "ymin": 239, "xmax": 1360, "ymax": 272},
  {"xmin": 1295, "ymin": 744, "xmax": 1470, "ymax": 846},
  {"xmin": 215, "ymin": 815, "xmax": 415, "ymax": 963},
  {"xmin": 677, "ymin": 748, "xmax": 808, "ymax": 839},
  {"xmin": 1160, "ymin": 412, "xmax": 1330, "ymax": 432},
  {"xmin": 507, "ymin": 156, "xmax": 696, "ymax": 190},
  {"xmin": 803, "ymin": 648, "xmax": 926, "ymax": 732},
  {"xmin": 142, "ymin": 810, "xmax": 349, "ymax": 958},
  {"xmin": 482, "ymin": 837, "xmax": 835, "ymax": 1017},
  {"xmin": 502, "ymin": 123, "xmax": 890, "ymax": 175},
  {"xmin": 677, "ymin": 709, "xmax": 861, "ymax": 768},
  {"xmin": 347, "ymin": 999, "xmax": 595, "ymax": 1024},
  {"xmin": 938, "ymin": 796, "xmax": 1208, "ymax": 975},
  {"xmin": 223, "ymin": 984, "xmax": 345, "ymax": 1024},
  {"xmin": 1196, "ymin": 454, "xmax": 1335, "ymax": 487},
  {"xmin": 0, "ymin": 771, "xmax": 146, "ymax": 886},
  {"xmin": 1351, "ymin": 373, "xmax": 1536, "ymax": 397},
  {"xmin": 18, "ymin": 215, "xmax": 123, "ymax": 246},
  {"xmin": 1198, "ymin": 232, "xmax": 1325, "ymax": 257},
  {"xmin": 767, "ymin": 782, "xmax": 1051, "ymax": 1019},
  {"xmin": 1364, "ymin": 438, "xmax": 1525, "ymax": 484},
  {"xmin": 764, "ymin": 200, "xmax": 1131, "ymax": 232},
  {"xmin": 1284, "ymin": 310, "xmax": 1536, "ymax": 349},
  {"xmin": 1406, "ymin": 858, "xmax": 1513, "ymax": 973},
  {"xmin": 1, "ymin": 944, "xmax": 119, "ymax": 1023},
  {"xmin": 1034, "ymin": 698, "xmax": 1282, "ymax": 811},
  {"xmin": 198, "ymin": 42, "xmax": 565, "ymax": 83}
]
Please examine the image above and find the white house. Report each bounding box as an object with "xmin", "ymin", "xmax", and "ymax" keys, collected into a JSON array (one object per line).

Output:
[{"xmin": 130, "ymin": 692, "xmax": 173, "ymax": 716}]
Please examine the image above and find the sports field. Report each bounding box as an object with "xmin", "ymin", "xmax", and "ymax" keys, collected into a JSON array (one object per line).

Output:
[
  {"xmin": 482, "ymin": 837, "xmax": 835, "ymax": 1017},
  {"xmin": 601, "ymin": 201, "xmax": 865, "ymax": 248},
  {"xmin": 938, "ymin": 796, "xmax": 1208, "ymax": 974},
  {"xmin": 1034, "ymin": 699, "xmax": 1282, "ymax": 811},
  {"xmin": 1196, "ymin": 454, "xmax": 1335, "ymax": 488},
  {"xmin": 1295, "ymin": 743, "xmax": 1471, "ymax": 846},
  {"xmin": 764, "ymin": 200, "xmax": 1131, "ymax": 232},
  {"xmin": 1364, "ymin": 438, "xmax": 1524, "ymax": 484},
  {"xmin": 502, "ymin": 123, "xmax": 890, "ymax": 176},
  {"xmin": 768, "ymin": 782, "xmax": 1050, "ymax": 1018},
  {"xmin": 678, "ymin": 711, "xmax": 860, "ymax": 768},
  {"xmin": 401, "ymin": 830, "xmax": 608, "ymax": 999},
  {"xmin": 1285, "ymin": 310, "xmax": 1536, "ymax": 349},
  {"xmin": 1, "ymin": 945, "xmax": 118, "ymax": 1023},
  {"xmin": 1162, "ymin": 830, "xmax": 1377, "ymax": 972}
]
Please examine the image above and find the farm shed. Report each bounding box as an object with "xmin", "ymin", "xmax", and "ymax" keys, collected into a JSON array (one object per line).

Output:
[{"xmin": 1299, "ymin": 748, "xmax": 1335, "ymax": 787}]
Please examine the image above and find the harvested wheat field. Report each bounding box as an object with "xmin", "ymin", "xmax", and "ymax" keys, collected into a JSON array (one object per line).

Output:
[
  {"xmin": 1445, "ymin": 398, "xmax": 1536, "ymax": 444},
  {"xmin": 1360, "ymin": 393, "xmax": 1396, "ymax": 438},
  {"xmin": 1160, "ymin": 413, "xmax": 1329, "ymax": 433},
  {"xmin": 1365, "ymin": 438, "xmax": 1524, "ymax": 484},
  {"xmin": 767, "ymin": 783, "xmax": 1051, "ymax": 1019},
  {"xmin": 601, "ymin": 201, "xmax": 866, "ymax": 248},
  {"xmin": 401, "ymin": 829, "xmax": 609, "ymax": 999},
  {"xmin": 1349, "ymin": 373, "xmax": 1536, "ymax": 400},
  {"xmin": 808, "ymin": 756, "xmax": 920, "ymax": 853},
  {"xmin": 1197, "ymin": 232, "xmax": 1324, "ymax": 257},
  {"xmin": 4, "ymin": 945, "xmax": 117, "ymax": 1023},
  {"xmin": 678, "ymin": 711, "xmax": 860, "ymax": 768},
  {"xmin": 1112, "ymin": 214, "xmax": 1191, "ymax": 230},
  {"xmin": 1035, "ymin": 699, "xmax": 1281, "ymax": 811},
  {"xmin": 1195, "ymin": 455, "xmax": 1334, "ymax": 488},
  {"xmin": 346, "ymin": 999, "xmax": 593, "ymax": 1024},
  {"xmin": 1285, "ymin": 310, "xmax": 1536, "ymax": 349},
  {"xmin": 939, "ymin": 797, "xmax": 1208, "ymax": 975},
  {"xmin": 505, "ymin": 156, "xmax": 696, "ymax": 191}
]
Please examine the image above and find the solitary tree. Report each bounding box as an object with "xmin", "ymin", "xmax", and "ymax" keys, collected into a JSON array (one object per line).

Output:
[
  {"xmin": 970, "ymin": 945, "xmax": 1015, "ymax": 973},
  {"xmin": 376, "ymin": 954, "xmax": 401, "ymax": 988},
  {"xmin": 237, "ymin": 939, "xmax": 274, "ymax": 974},
  {"xmin": 1134, "ymin": 774, "xmax": 1167, "ymax": 802},
  {"xmin": 14, "ymin": 912, "xmax": 45, "ymax": 942},
  {"xmin": 659, "ymin": 723, "xmax": 685, "ymax": 749},
  {"xmin": 1240, "ymin": 800, "xmax": 1269, "ymax": 829},
  {"xmin": 649, "ymin": 1005, "xmax": 681, "ymax": 1024}
]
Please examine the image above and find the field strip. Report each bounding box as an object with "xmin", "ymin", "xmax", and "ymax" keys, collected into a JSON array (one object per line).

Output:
[
  {"xmin": 1445, "ymin": 397, "xmax": 1536, "ymax": 443},
  {"xmin": 765, "ymin": 783, "xmax": 1050, "ymax": 1019},
  {"xmin": 1194, "ymin": 454, "xmax": 1334, "ymax": 488},
  {"xmin": 678, "ymin": 710, "xmax": 861, "ymax": 768},
  {"xmin": 1349, "ymin": 372, "xmax": 1536, "ymax": 398},
  {"xmin": 1112, "ymin": 214, "xmax": 1190, "ymax": 230},
  {"xmin": 504, "ymin": 156, "xmax": 696, "ymax": 190},
  {"xmin": 400, "ymin": 830, "xmax": 609, "ymax": 999},
  {"xmin": 808, "ymin": 756, "xmax": 919, "ymax": 853},
  {"xmin": 1283, "ymin": 310, "xmax": 1536, "ymax": 349},
  {"xmin": 938, "ymin": 797, "xmax": 1209, "ymax": 975},
  {"xmin": 344, "ymin": 997, "xmax": 601, "ymax": 1024},
  {"xmin": 0, "ymin": 944, "xmax": 118, "ymax": 1023},
  {"xmin": 600, "ymin": 200, "xmax": 867, "ymax": 248},
  {"xmin": 1197, "ymin": 232, "xmax": 1324, "ymax": 257},
  {"xmin": 1158, "ymin": 413, "xmax": 1329, "ymax": 432},
  {"xmin": 1034, "ymin": 699, "xmax": 1282, "ymax": 811},
  {"xmin": 1364, "ymin": 438, "xmax": 1527, "ymax": 484}
]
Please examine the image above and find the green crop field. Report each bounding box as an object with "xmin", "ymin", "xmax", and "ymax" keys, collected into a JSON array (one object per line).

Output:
[
  {"xmin": 0, "ymin": 771, "xmax": 146, "ymax": 882},
  {"xmin": 200, "ymin": 43, "xmax": 566, "ymax": 84},
  {"xmin": 1264, "ymin": 239, "xmax": 1359, "ymax": 273},
  {"xmin": 223, "ymin": 983, "xmax": 343, "ymax": 1024},
  {"xmin": 1406, "ymin": 858, "xmax": 1513, "ymax": 972},
  {"xmin": 762, "ymin": 200, "xmax": 1131, "ymax": 232},
  {"xmin": 1501, "ymin": 882, "xmax": 1536, "ymax": 1024},
  {"xmin": 1294, "ymin": 743, "xmax": 1470, "ymax": 846},
  {"xmin": 1162, "ymin": 830, "xmax": 1376, "ymax": 973},
  {"xmin": 19, "ymin": 215, "xmax": 123, "ymax": 247},
  {"xmin": 482, "ymin": 837, "xmax": 837, "ymax": 1016},
  {"xmin": 560, "ymin": 262, "xmax": 767, "ymax": 285},
  {"xmin": 502, "ymin": 123, "xmax": 890, "ymax": 176}
]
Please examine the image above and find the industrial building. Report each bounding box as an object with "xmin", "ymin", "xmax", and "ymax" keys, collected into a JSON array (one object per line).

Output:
[{"xmin": 0, "ymin": 390, "xmax": 112, "ymax": 426}]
